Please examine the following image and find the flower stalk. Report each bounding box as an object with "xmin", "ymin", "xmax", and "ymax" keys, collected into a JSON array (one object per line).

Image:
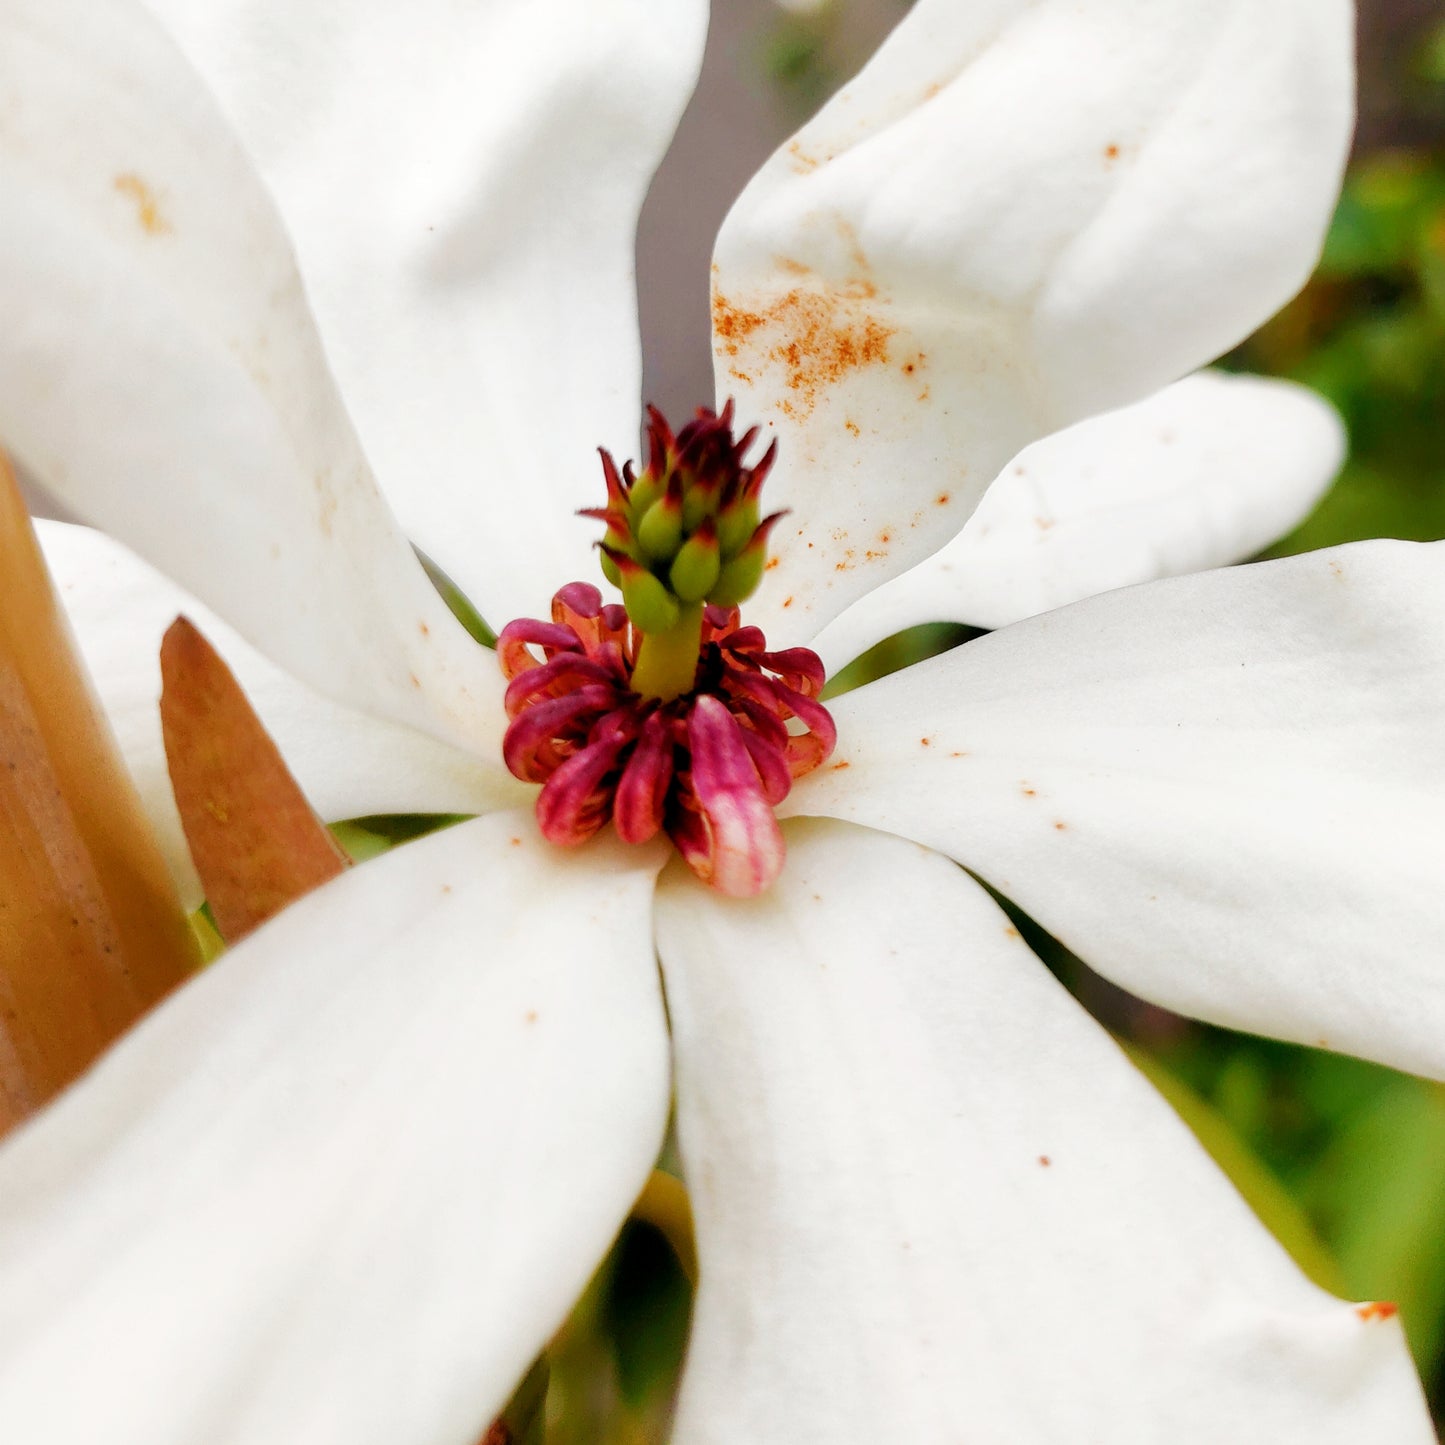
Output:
[{"xmin": 629, "ymin": 602, "xmax": 704, "ymax": 702}]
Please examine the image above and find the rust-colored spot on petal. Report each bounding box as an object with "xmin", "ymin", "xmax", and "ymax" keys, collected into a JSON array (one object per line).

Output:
[
  {"xmin": 1104, "ymin": 143, "xmax": 1121, "ymax": 162},
  {"xmin": 1356, "ymin": 1302, "xmax": 1399, "ymax": 1323},
  {"xmin": 829, "ymin": 759, "xmax": 851, "ymax": 772},
  {"xmin": 161, "ymin": 617, "xmax": 348, "ymax": 944},
  {"xmin": 1054, "ymin": 821, "xmax": 1067, "ymax": 831},
  {"xmin": 113, "ymin": 173, "xmax": 172, "ymax": 235},
  {"xmin": 787, "ymin": 140, "xmax": 820, "ymax": 174},
  {"xmin": 713, "ymin": 268, "xmax": 896, "ymax": 422},
  {"xmin": 1038, "ymin": 1155, "xmax": 1052, "ymax": 1167}
]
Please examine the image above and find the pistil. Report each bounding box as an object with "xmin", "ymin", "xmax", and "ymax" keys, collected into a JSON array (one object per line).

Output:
[{"xmin": 629, "ymin": 602, "xmax": 704, "ymax": 702}]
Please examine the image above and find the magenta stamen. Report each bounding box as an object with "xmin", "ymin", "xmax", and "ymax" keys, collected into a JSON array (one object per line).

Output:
[{"xmin": 499, "ymin": 591, "xmax": 835, "ymax": 897}]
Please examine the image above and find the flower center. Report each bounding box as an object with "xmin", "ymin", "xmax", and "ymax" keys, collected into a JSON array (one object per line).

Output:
[{"xmin": 496, "ymin": 405, "xmax": 835, "ymax": 897}]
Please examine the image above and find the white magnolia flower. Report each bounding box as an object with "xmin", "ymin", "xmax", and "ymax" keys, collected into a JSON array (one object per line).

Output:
[{"xmin": 1, "ymin": 0, "xmax": 1441, "ymax": 1441}]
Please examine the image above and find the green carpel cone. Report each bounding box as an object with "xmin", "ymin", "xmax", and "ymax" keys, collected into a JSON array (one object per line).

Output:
[
  {"xmin": 618, "ymin": 561, "xmax": 680, "ymax": 633},
  {"xmin": 717, "ymin": 497, "xmax": 760, "ymax": 559},
  {"xmin": 636, "ymin": 493, "xmax": 684, "ymax": 563},
  {"xmin": 670, "ymin": 525, "xmax": 721, "ymax": 603},
  {"xmin": 588, "ymin": 403, "xmax": 780, "ymax": 635},
  {"xmin": 709, "ymin": 540, "xmax": 767, "ymax": 610}
]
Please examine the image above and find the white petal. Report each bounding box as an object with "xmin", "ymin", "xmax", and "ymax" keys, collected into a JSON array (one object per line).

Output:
[
  {"xmin": 789, "ymin": 543, "xmax": 1445, "ymax": 1081},
  {"xmin": 655, "ymin": 820, "xmax": 1431, "ymax": 1443},
  {"xmin": 143, "ymin": 0, "xmax": 710, "ymax": 627},
  {"xmin": 0, "ymin": 811, "xmax": 671, "ymax": 1445},
  {"xmin": 0, "ymin": 0, "xmax": 504, "ymax": 753},
  {"xmin": 717, "ymin": 0, "xmax": 1353, "ymax": 641},
  {"xmin": 812, "ymin": 373, "xmax": 1344, "ymax": 671},
  {"xmin": 39, "ymin": 521, "xmax": 527, "ymax": 907}
]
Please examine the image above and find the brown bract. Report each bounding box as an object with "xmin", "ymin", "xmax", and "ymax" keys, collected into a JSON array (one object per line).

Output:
[
  {"xmin": 160, "ymin": 617, "xmax": 348, "ymax": 944},
  {"xmin": 0, "ymin": 455, "xmax": 197, "ymax": 1135}
]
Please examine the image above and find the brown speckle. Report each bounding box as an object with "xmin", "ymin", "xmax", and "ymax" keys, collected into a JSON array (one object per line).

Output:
[
  {"xmin": 510, "ymin": 836, "xmax": 522, "ymax": 847},
  {"xmin": 782, "ymin": 595, "xmax": 795, "ymax": 608},
  {"xmin": 830, "ymin": 759, "xmax": 851, "ymax": 772},
  {"xmin": 1038, "ymin": 1154, "xmax": 1052, "ymax": 1168},
  {"xmin": 1020, "ymin": 784, "xmax": 1037, "ymax": 798},
  {"xmin": 764, "ymin": 556, "xmax": 780, "ymax": 571},
  {"xmin": 1104, "ymin": 143, "xmax": 1120, "ymax": 162},
  {"xmin": 408, "ymin": 672, "xmax": 421, "ymax": 689},
  {"xmin": 113, "ymin": 173, "xmax": 172, "ymax": 235},
  {"xmin": 787, "ymin": 139, "xmax": 820, "ymax": 173},
  {"xmin": 441, "ymin": 883, "xmax": 453, "ymax": 895},
  {"xmin": 949, "ymin": 750, "xmax": 968, "ymax": 759},
  {"xmin": 919, "ymin": 736, "xmax": 932, "ymax": 747},
  {"xmin": 935, "ymin": 492, "xmax": 952, "ymax": 506},
  {"xmin": 524, "ymin": 1010, "xmax": 538, "ymax": 1024},
  {"xmin": 314, "ymin": 470, "xmax": 339, "ymax": 536},
  {"xmin": 418, "ymin": 621, "xmax": 430, "ymax": 637},
  {"xmin": 1053, "ymin": 821, "xmax": 1067, "ymax": 831},
  {"xmin": 845, "ymin": 419, "xmax": 860, "ymax": 437},
  {"xmin": 712, "ymin": 271, "xmax": 895, "ymax": 422},
  {"xmin": 1004, "ymin": 926, "xmax": 1021, "ymax": 939}
]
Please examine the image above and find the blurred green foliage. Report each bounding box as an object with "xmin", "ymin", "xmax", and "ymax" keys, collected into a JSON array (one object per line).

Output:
[{"xmin": 1243, "ymin": 141, "xmax": 1445, "ymax": 554}]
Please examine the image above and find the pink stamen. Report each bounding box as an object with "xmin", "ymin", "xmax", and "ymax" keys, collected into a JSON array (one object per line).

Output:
[{"xmin": 498, "ymin": 588, "xmax": 835, "ymax": 896}]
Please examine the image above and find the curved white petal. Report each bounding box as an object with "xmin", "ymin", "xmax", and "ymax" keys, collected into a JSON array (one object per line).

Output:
[
  {"xmin": 0, "ymin": 0, "xmax": 504, "ymax": 754},
  {"xmin": 656, "ymin": 820, "xmax": 1431, "ymax": 1443},
  {"xmin": 38, "ymin": 521, "xmax": 526, "ymax": 907},
  {"xmin": 0, "ymin": 811, "xmax": 671, "ymax": 1445},
  {"xmin": 812, "ymin": 372, "xmax": 1345, "ymax": 671},
  {"xmin": 717, "ymin": 0, "xmax": 1353, "ymax": 642},
  {"xmin": 143, "ymin": 0, "xmax": 710, "ymax": 628},
  {"xmin": 788, "ymin": 543, "xmax": 1445, "ymax": 1081}
]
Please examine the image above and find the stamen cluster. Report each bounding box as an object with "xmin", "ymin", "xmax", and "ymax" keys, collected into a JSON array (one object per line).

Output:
[
  {"xmin": 498, "ymin": 583, "xmax": 835, "ymax": 897},
  {"xmin": 585, "ymin": 402, "xmax": 783, "ymax": 633}
]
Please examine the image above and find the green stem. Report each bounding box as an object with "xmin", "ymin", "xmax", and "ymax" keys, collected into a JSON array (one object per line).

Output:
[{"xmin": 630, "ymin": 602, "xmax": 704, "ymax": 701}]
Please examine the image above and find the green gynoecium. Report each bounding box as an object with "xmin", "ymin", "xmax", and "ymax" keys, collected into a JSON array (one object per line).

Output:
[{"xmin": 588, "ymin": 401, "xmax": 785, "ymax": 634}]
